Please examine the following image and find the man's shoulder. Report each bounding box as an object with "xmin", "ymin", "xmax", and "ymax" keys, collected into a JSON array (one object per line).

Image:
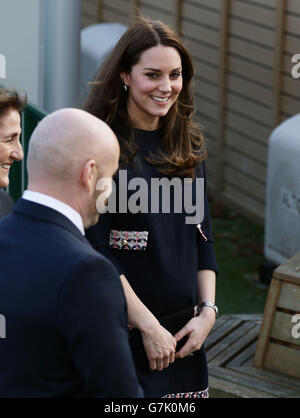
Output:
[
  {"xmin": 72, "ymin": 248, "xmax": 120, "ymax": 280},
  {"xmin": 0, "ymin": 190, "xmax": 14, "ymax": 219}
]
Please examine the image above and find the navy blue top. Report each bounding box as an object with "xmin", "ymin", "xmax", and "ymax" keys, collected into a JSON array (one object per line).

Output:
[
  {"xmin": 86, "ymin": 127, "xmax": 218, "ymax": 397},
  {"xmin": 86, "ymin": 128, "xmax": 218, "ymax": 319}
]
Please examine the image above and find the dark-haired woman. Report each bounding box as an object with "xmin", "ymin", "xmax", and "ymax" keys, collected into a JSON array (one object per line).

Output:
[{"xmin": 85, "ymin": 17, "xmax": 218, "ymax": 398}]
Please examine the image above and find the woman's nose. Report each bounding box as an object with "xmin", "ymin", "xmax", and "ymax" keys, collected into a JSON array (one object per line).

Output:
[
  {"xmin": 10, "ymin": 140, "xmax": 24, "ymax": 161},
  {"xmin": 158, "ymin": 77, "xmax": 172, "ymax": 93}
]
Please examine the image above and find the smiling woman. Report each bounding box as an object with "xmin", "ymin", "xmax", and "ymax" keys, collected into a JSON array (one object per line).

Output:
[
  {"xmin": 0, "ymin": 88, "xmax": 27, "ymax": 189},
  {"xmin": 84, "ymin": 16, "xmax": 218, "ymax": 398}
]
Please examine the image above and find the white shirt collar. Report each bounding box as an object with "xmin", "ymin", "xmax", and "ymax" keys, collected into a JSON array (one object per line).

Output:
[{"xmin": 22, "ymin": 190, "xmax": 85, "ymax": 235}]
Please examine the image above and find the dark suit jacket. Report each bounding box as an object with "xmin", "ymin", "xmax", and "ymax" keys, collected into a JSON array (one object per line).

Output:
[
  {"xmin": 0, "ymin": 190, "xmax": 14, "ymax": 220},
  {"xmin": 0, "ymin": 198, "xmax": 143, "ymax": 398}
]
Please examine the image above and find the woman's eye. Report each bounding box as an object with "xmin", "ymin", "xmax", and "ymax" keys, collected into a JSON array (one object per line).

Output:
[
  {"xmin": 171, "ymin": 72, "xmax": 181, "ymax": 78},
  {"xmin": 146, "ymin": 73, "xmax": 159, "ymax": 79},
  {"xmin": 6, "ymin": 137, "xmax": 14, "ymax": 143}
]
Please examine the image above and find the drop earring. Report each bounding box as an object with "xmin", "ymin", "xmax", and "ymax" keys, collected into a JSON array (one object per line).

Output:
[{"xmin": 123, "ymin": 84, "xmax": 128, "ymax": 92}]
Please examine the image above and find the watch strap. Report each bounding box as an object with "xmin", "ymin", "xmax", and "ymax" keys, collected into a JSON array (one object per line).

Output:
[{"xmin": 197, "ymin": 301, "xmax": 219, "ymax": 318}]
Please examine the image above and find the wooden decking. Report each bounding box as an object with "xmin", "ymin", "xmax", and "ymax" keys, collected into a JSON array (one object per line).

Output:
[{"xmin": 207, "ymin": 314, "xmax": 300, "ymax": 398}]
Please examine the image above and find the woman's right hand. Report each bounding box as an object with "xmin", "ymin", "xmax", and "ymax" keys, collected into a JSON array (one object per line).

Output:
[{"xmin": 140, "ymin": 322, "xmax": 177, "ymax": 371}]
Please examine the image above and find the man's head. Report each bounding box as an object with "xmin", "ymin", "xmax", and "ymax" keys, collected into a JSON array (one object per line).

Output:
[
  {"xmin": 0, "ymin": 89, "xmax": 27, "ymax": 188},
  {"xmin": 27, "ymin": 108, "xmax": 119, "ymax": 228}
]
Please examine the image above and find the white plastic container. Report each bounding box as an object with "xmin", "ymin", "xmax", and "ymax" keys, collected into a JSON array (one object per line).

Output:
[{"xmin": 265, "ymin": 114, "xmax": 300, "ymax": 265}]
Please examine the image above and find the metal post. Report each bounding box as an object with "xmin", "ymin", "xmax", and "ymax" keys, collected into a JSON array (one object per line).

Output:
[{"xmin": 43, "ymin": 0, "xmax": 81, "ymax": 112}]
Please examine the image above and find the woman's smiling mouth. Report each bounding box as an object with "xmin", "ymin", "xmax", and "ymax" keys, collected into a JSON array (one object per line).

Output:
[{"xmin": 150, "ymin": 95, "xmax": 171, "ymax": 105}]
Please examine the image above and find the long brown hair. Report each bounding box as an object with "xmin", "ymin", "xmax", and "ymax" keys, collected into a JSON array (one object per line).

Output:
[{"xmin": 84, "ymin": 16, "xmax": 207, "ymax": 178}]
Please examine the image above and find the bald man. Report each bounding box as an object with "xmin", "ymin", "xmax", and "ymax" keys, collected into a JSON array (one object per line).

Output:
[{"xmin": 0, "ymin": 108, "xmax": 143, "ymax": 398}]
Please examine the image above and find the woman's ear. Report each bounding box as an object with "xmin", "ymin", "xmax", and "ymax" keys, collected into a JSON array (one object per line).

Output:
[{"xmin": 120, "ymin": 72, "xmax": 130, "ymax": 86}]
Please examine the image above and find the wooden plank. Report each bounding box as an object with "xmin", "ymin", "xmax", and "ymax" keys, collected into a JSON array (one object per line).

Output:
[
  {"xmin": 193, "ymin": 60, "xmax": 218, "ymax": 84},
  {"xmin": 285, "ymin": 13, "xmax": 300, "ymax": 36},
  {"xmin": 228, "ymin": 55, "xmax": 273, "ymax": 87},
  {"xmin": 221, "ymin": 186, "xmax": 265, "ymax": 225},
  {"xmin": 287, "ymin": 0, "xmax": 300, "ymax": 14},
  {"xmin": 226, "ymin": 111, "xmax": 272, "ymax": 144},
  {"xmin": 285, "ymin": 34, "xmax": 300, "ymax": 55},
  {"xmin": 205, "ymin": 318, "xmax": 243, "ymax": 350},
  {"xmin": 273, "ymin": 251, "xmax": 300, "ymax": 285},
  {"xmin": 250, "ymin": 0, "xmax": 277, "ymax": 7},
  {"xmin": 139, "ymin": 4, "xmax": 174, "ymax": 27},
  {"xmin": 238, "ymin": 365, "xmax": 300, "ymax": 391},
  {"xmin": 272, "ymin": 0, "xmax": 286, "ymax": 127},
  {"xmin": 207, "ymin": 321, "xmax": 256, "ymax": 364},
  {"xmin": 141, "ymin": 0, "xmax": 175, "ymax": 14},
  {"xmin": 103, "ymin": 0, "xmax": 131, "ymax": 14},
  {"xmin": 226, "ymin": 341, "xmax": 257, "ymax": 367},
  {"xmin": 277, "ymin": 281, "xmax": 300, "ymax": 311},
  {"xmin": 227, "ymin": 74, "xmax": 273, "ymax": 107},
  {"xmin": 185, "ymin": 39, "xmax": 219, "ymax": 65},
  {"xmin": 181, "ymin": 19, "xmax": 219, "ymax": 46},
  {"xmin": 209, "ymin": 323, "xmax": 260, "ymax": 366},
  {"xmin": 196, "ymin": 113, "xmax": 218, "ymax": 138},
  {"xmin": 229, "ymin": 17, "xmax": 275, "ymax": 48},
  {"xmin": 264, "ymin": 342, "xmax": 300, "ymax": 378},
  {"xmin": 224, "ymin": 128, "xmax": 268, "ymax": 165},
  {"xmin": 188, "ymin": 0, "xmax": 221, "ymax": 11},
  {"xmin": 174, "ymin": 0, "xmax": 183, "ymax": 35},
  {"xmin": 271, "ymin": 311, "xmax": 300, "ymax": 346},
  {"xmin": 282, "ymin": 74, "xmax": 300, "ymax": 97},
  {"xmin": 209, "ymin": 365, "xmax": 288, "ymax": 398},
  {"xmin": 229, "ymin": 37, "xmax": 274, "ymax": 67},
  {"xmin": 195, "ymin": 95, "xmax": 218, "ymax": 120},
  {"xmin": 102, "ymin": 8, "xmax": 130, "ymax": 26},
  {"xmin": 229, "ymin": 366, "xmax": 300, "ymax": 397},
  {"xmin": 229, "ymin": 314, "xmax": 262, "ymax": 322},
  {"xmin": 182, "ymin": 2, "xmax": 220, "ymax": 28},
  {"xmin": 82, "ymin": 0, "xmax": 100, "ymax": 25},
  {"xmin": 214, "ymin": 0, "xmax": 230, "ymax": 194},
  {"xmin": 209, "ymin": 315, "xmax": 231, "ymax": 334},
  {"xmin": 224, "ymin": 146, "xmax": 267, "ymax": 182},
  {"xmin": 194, "ymin": 79, "xmax": 218, "ymax": 102},
  {"xmin": 254, "ymin": 278, "xmax": 282, "ymax": 367},
  {"xmin": 230, "ymin": 0, "xmax": 276, "ymax": 28},
  {"xmin": 281, "ymin": 94, "xmax": 300, "ymax": 116},
  {"xmin": 226, "ymin": 91, "xmax": 273, "ymax": 126},
  {"xmin": 208, "ymin": 375, "xmax": 275, "ymax": 398},
  {"xmin": 224, "ymin": 164, "xmax": 266, "ymax": 202}
]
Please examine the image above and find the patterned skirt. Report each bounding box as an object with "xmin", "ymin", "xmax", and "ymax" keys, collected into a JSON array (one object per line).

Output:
[{"xmin": 162, "ymin": 387, "xmax": 209, "ymax": 398}]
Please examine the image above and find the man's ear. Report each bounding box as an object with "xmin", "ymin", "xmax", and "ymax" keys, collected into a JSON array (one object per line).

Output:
[
  {"xmin": 120, "ymin": 72, "xmax": 130, "ymax": 86},
  {"xmin": 81, "ymin": 159, "xmax": 96, "ymax": 194}
]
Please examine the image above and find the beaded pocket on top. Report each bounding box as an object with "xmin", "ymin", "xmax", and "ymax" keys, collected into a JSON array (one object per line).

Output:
[{"xmin": 109, "ymin": 230, "xmax": 149, "ymax": 250}]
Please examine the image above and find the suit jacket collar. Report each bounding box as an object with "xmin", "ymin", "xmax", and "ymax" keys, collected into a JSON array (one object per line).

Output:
[{"xmin": 14, "ymin": 198, "xmax": 87, "ymax": 243}]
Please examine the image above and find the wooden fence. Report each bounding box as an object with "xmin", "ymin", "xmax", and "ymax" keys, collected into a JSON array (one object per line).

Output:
[{"xmin": 82, "ymin": 0, "xmax": 300, "ymax": 224}]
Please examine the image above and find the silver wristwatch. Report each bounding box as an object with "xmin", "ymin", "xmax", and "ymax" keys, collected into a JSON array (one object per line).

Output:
[{"xmin": 198, "ymin": 301, "xmax": 219, "ymax": 318}]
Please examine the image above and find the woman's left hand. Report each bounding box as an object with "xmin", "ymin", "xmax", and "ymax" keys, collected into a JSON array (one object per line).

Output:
[{"xmin": 173, "ymin": 308, "xmax": 216, "ymax": 359}]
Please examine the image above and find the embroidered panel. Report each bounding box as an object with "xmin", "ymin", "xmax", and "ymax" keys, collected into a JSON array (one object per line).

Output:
[{"xmin": 109, "ymin": 230, "xmax": 149, "ymax": 250}]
